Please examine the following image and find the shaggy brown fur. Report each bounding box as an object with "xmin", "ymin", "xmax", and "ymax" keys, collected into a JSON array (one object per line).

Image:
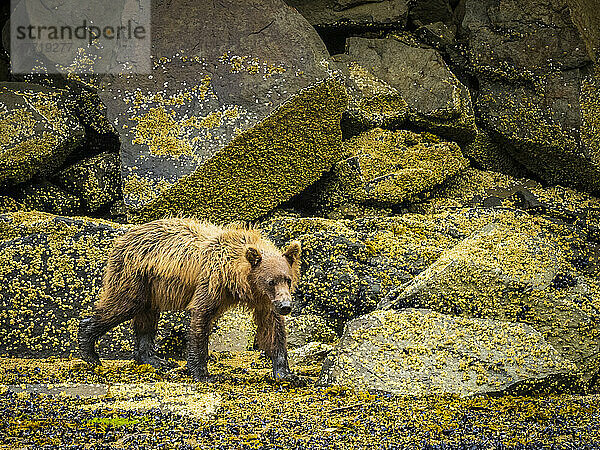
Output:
[{"xmin": 79, "ymin": 218, "xmax": 302, "ymax": 383}]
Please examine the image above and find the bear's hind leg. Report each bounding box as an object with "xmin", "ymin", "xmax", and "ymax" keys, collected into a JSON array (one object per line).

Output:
[
  {"xmin": 132, "ymin": 309, "xmax": 174, "ymax": 369},
  {"xmin": 79, "ymin": 282, "xmax": 144, "ymax": 366}
]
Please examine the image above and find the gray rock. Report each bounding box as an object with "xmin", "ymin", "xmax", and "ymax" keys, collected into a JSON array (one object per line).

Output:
[
  {"xmin": 284, "ymin": 0, "xmax": 409, "ymax": 29},
  {"xmin": 99, "ymin": 0, "xmax": 347, "ymax": 224},
  {"xmin": 286, "ymin": 314, "xmax": 337, "ymax": 348},
  {"xmin": 318, "ymin": 129, "xmax": 468, "ymax": 213},
  {"xmin": 464, "ymin": 0, "xmax": 590, "ymax": 80},
  {"xmin": 380, "ymin": 214, "xmax": 600, "ymax": 378},
  {"xmin": 340, "ymin": 35, "xmax": 476, "ymax": 141},
  {"xmin": 55, "ymin": 152, "xmax": 122, "ymax": 213},
  {"xmin": 0, "ymin": 83, "xmax": 84, "ymax": 186},
  {"xmin": 477, "ymin": 75, "xmax": 600, "ymax": 192},
  {"xmin": 319, "ymin": 308, "xmax": 576, "ymax": 396}
]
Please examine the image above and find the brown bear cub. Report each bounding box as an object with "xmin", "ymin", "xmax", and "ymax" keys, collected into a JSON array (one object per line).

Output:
[{"xmin": 79, "ymin": 218, "xmax": 302, "ymax": 383}]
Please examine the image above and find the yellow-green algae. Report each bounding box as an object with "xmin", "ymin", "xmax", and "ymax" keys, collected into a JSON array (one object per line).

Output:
[
  {"xmin": 2, "ymin": 356, "xmax": 600, "ymax": 448},
  {"xmin": 304, "ymin": 128, "xmax": 469, "ymax": 217},
  {"xmin": 128, "ymin": 78, "xmax": 348, "ymax": 224},
  {"xmin": 0, "ymin": 84, "xmax": 84, "ymax": 186},
  {"xmin": 387, "ymin": 210, "xmax": 600, "ymax": 381},
  {"xmin": 322, "ymin": 309, "xmax": 575, "ymax": 397},
  {"xmin": 56, "ymin": 152, "xmax": 121, "ymax": 212}
]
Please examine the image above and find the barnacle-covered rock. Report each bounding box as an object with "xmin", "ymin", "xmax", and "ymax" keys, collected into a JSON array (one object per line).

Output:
[
  {"xmin": 261, "ymin": 213, "xmax": 478, "ymax": 330},
  {"xmin": 380, "ymin": 213, "xmax": 600, "ymax": 378},
  {"xmin": 463, "ymin": 0, "xmax": 600, "ymax": 192},
  {"xmin": 320, "ymin": 309, "xmax": 576, "ymax": 396},
  {"xmin": 55, "ymin": 152, "xmax": 122, "ymax": 213},
  {"xmin": 338, "ymin": 35, "xmax": 476, "ymax": 141},
  {"xmin": 286, "ymin": 314, "xmax": 337, "ymax": 348},
  {"xmin": 304, "ymin": 128, "xmax": 469, "ymax": 216},
  {"xmin": 0, "ymin": 212, "xmax": 187, "ymax": 358},
  {"xmin": 461, "ymin": 129, "xmax": 528, "ymax": 177},
  {"xmin": 16, "ymin": 181, "xmax": 82, "ymax": 216},
  {"xmin": 0, "ymin": 83, "xmax": 84, "ymax": 186},
  {"xmin": 99, "ymin": 0, "xmax": 347, "ymax": 223},
  {"xmin": 477, "ymin": 73, "xmax": 600, "ymax": 192},
  {"xmin": 284, "ymin": 0, "xmax": 408, "ymax": 30}
]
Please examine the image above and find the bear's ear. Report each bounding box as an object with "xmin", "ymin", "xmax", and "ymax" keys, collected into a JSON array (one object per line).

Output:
[
  {"xmin": 283, "ymin": 240, "xmax": 301, "ymax": 266},
  {"xmin": 245, "ymin": 246, "xmax": 262, "ymax": 267}
]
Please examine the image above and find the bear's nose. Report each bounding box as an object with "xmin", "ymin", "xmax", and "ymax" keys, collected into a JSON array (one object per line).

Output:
[{"xmin": 279, "ymin": 305, "xmax": 292, "ymax": 315}]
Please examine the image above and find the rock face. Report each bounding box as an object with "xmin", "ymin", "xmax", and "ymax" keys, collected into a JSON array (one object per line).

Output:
[
  {"xmin": 262, "ymin": 213, "xmax": 475, "ymax": 330},
  {"xmin": 380, "ymin": 211, "xmax": 600, "ymax": 376},
  {"xmin": 0, "ymin": 83, "xmax": 84, "ymax": 186},
  {"xmin": 0, "ymin": 212, "xmax": 188, "ymax": 358},
  {"xmin": 55, "ymin": 152, "xmax": 122, "ymax": 213},
  {"xmin": 284, "ymin": 0, "xmax": 409, "ymax": 29},
  {"xmin": 99, "ymin": 0, "xmax": 347, "ymax": 223},
  {"xmin": 305, "ymin": 128, "xmax": 469, "ymax": 217},
  {"xmin": 338, "ymin": 35, "xmax": 476, "ymax": 141},
  {"xmin": 320, "ymin": 309, "xmax": 575, "ymax": 396},
  {"xmin": 464, "ymin": 0, "xmax": 600, "ymax": 192}
]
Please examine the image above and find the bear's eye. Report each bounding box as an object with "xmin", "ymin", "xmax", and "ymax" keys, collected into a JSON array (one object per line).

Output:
[
  {"xmin": 268, "ymin": 279, "xmax": 275, "ymax": 287},
  {"xmin": 286, "ymin": 278, "xmax": 292, "ymax": 287}
]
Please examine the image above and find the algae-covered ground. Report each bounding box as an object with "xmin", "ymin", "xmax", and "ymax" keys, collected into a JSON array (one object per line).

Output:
[{"xmin": 2, "ymin": 354, "xmax": 600, "ymax": 449}]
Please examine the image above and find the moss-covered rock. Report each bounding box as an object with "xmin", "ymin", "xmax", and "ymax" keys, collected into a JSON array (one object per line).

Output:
[
  {"xmin": 283, "ymin": 0, "xmax": 408, "ymax": 29},
  {"xmin": 320, "ymin": 309, "xmax": 576, "ymax": 396},
  {"xmin": 0, "ymin": 212, "xmax": 189, "ymax": 359},
  {"xmin": 16, "ymin": 181, "xmax": 82, "ymax": 216},
  {"xmin": 477, "ymin": 72, "xmax": 600, "ymax": 192},
  {"xmin": 380, "ymin": 212, "xmax": 600, "ymax": 380},
  {"xmin": 339, "ymin": 35, "xmax": 476, "ymax": 141},
  {"xmin": 0, "ymin": 83, "xmax": 84, "ymax": 186},
  {"xmin": 55, "ymin": 152, "xmax": 122, "ymax": 213},
  {"xmin": 300, "ymin": 129, "xmax": 469, "ymax": 217},
  {"xmin": 98, "ymin": 0, "xmax": 347, "ymax": 224}
]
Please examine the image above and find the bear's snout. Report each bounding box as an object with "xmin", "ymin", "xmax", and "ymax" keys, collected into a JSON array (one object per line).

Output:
[{"xmin": 274, "ymin": 298, "xmax": 292, "ymax": 315}]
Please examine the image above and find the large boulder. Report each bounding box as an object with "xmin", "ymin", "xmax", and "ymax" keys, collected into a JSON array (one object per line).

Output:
[
  {"xmin": 338, "ymin": 35, "xmax": 476, "ymax": 141},
  {"xmin": 0, "ymin": 83, "xmax": 84, "ymax": 186},
  {"xmin": 320, "ymin": 309, "xmax": 575, "ymax": 396},
  {"xmin": 464, "ymin": 0, "xmax": 590, "ymax": 80},
  {"xmin": 302, "ymin": 128, "xmax": 469, "ymax": 217},
  {"xmin": 99, "ymin": 0, "xmax": 347, "ymax": 223},
  {"xmin": 0, "ymin": 212, "xmax": 189, "ymax": 358},
  {"xmin": 477, "ymin": 72, "xmax": 600, "ymax": 192},
  {"xmin": 284, "ymin": 0, "xmax": 409, "ymax": 29},
  {"xmin": 463, "ymin": 0, "xmax": 600, "ymax": 192},
  {"xmin": 380, "ymin": 211, "xmax": 600, "ymax": 380}
]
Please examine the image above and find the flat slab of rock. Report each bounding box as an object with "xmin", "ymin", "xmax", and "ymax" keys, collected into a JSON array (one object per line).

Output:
[
  {"xmin": 380, "ymin": 212, "xmax": 600, "ymax": 377},
  {"xmin": 3, "ymin": 382, "xmax": 221, "ymax": 420},
  {"xmin": 0, "ymin": 83, "xmax": 84, "ymax": 186},
  {"xmin": 284, "ymin": 0, "xmax": 408, "ymax": 29},
  {"xmin": 319, "ymin": 309, "xmax": 575, "ymax": 396},
  {"xmin": 338, "ymin": 35, "xmax": 475, "ymax": 141},
  {"xmin": 99, "ymin": 0, "xmax": 347, "ymax": 223}
]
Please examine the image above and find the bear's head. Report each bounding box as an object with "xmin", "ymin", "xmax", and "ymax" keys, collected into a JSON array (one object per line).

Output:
[{"xmin": 245, "ymin": 241, "xmax": 301, "ymax": 315}]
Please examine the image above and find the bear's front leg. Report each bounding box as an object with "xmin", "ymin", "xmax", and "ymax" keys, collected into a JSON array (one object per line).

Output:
[
  {"xmin": 255, "ymin": 310, "xmax": 305, "ymax": 386},
  {"xmin": 188, "ymin": 308, "xmax": 214, "ymax": 382}
]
